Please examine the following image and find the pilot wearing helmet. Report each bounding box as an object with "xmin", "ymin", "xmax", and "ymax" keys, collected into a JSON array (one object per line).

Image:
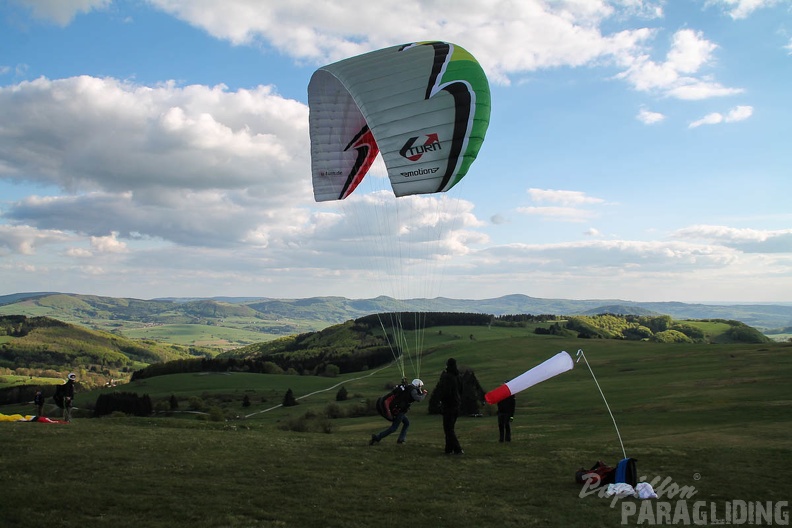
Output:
[{"xmin": 369, "ymin": 378, "xmax": 427, "ymax": 446}]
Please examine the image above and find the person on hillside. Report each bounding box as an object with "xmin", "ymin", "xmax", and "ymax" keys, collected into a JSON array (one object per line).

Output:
[
  {"xmin": 497, "ymin": 387, "xmax": 516, "ymax": 442},
  {"xmin": 369, "ymin": 379, "xmax": 427, "ymax": 445},
  {"xmin": 62, "ymin": 373, "xmax": 76, "ymax": 422},
  {"xmin": 33, "ymin": 390, "xmax": 45, "ymax": 417},
  {"xmin": 435, "ymin": 358, "xmax": 464, "ymax": 455}
]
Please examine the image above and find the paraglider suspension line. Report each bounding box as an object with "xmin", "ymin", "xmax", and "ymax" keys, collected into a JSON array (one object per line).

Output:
[{"xmin": 576, "ymin": 349, "xmax": 627, "ymax": 460}]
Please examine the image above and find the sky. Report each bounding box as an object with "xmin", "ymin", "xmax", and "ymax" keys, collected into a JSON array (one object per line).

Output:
[{"xmin": 1, "ymin": 0, "xmax": 791, "ymax": 304}]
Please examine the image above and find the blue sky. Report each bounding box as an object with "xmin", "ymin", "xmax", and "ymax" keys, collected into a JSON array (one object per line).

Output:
[{"xmin": 1, "ymin": 0, "xmax": 791, "ymax": 303}]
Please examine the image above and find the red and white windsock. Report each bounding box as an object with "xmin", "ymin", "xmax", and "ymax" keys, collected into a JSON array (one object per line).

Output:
[{"xmin": 485, "ymin": 351, "xmax": 574, "ymax": 404}]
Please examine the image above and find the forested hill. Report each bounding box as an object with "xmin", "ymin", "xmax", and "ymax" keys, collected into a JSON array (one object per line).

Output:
[
  {"xmin": 129, "ymin": 312, "xmax": 772, "ymax": 381},
  {"xmin": 0, "ymin": 315, "xmax": 213, "ymax": 386}
]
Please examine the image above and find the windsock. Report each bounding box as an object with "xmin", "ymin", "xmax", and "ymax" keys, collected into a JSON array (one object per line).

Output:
[{"xmin": 485, "ymin": 351, "xmax": 574, "ymax": 404}]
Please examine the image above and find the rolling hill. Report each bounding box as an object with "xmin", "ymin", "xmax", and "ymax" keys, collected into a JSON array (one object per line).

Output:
[
  {"xmin": 2, "ymin": 292, "xmax": 791, "ymax": 336},
  {"xmin": 124, "ymin": 311, "xmax": 772, "ymax": 385},
  {"xmin": 0, "ymin": 315, "xmax": 215, "ymax": 391}
]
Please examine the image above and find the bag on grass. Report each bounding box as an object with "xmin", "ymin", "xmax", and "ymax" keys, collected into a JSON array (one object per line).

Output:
[
  {"xmin": 575, "ymin": 460, "xmax": 615, "ymax": 487},
  {"xmin": 614, "ymin": 457, "xmax": 638, "ymax": 487}
]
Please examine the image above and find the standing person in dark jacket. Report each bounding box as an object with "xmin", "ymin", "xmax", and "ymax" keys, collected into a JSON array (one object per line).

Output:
[
  {"xmin": 33, "ymin": 390, "xmax": 45, "ymax": 417},
  {"xmin": 436, "ymin": 358, "xmax": 464, "ymax": 455},
  {"xmin": 63, "ymin": 373, "xmax": 76, "ymax": 422},
  {"xmin": 497, "ymin": 390, "xmax": 516, "ymax": 442}
]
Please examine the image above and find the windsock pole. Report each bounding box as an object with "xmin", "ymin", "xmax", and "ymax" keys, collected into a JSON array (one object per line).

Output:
[{"xmin": 576, "ymin": 349, "xmax": 627, "ymax": 459}]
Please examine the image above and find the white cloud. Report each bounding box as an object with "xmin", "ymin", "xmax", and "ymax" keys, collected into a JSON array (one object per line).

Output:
[
  {"xmin": 519, "ymin": 189, "xmax": 606, "ymax": 223},
  {"xmin": 689, "ymin": 105, "xmax": 754, "ymax": 127},
  {"xmin": 526, "ymin": 188, "xmax": 605, "ymax": 206},
  {"xmin": 672, "ymin": 224, "xmax": 792, "ymax": 253},
  {"xmin": 517, "ymin": 206, "xmax": 599, "ymax": 223},
  {"xmin": 91, "ymin": 231, "xmax": 128, "ymax": 253},
  {"xmin": 133, "ymin": 0, "xmax": 661, "ymax": 86},
  {"xmin": 616, "ymin": 29, "xmax": 743, "ymax": 99},
  {"xmin": 0, "ymin": 224, "xmax": 74, "ymax": 255},
  {"xmin": 8, "ymin": 1, "xmax": 740, "ymax": 100},
  {"xmin": 725, "ymin": 105, "xmax": 754, "ymax": 121},
  {"xmin": 0, "ymin": 76, "xmax": 308, "ymax": 194},
  {"xmin": 666, "ymin": 28, "xmax": 718, "ymax": 74},
  {"xmin": 689, "ymin": 112, "xmax": 725, "ymax": 128},
  {"xmin": 0, "ymin": 76, "xmax": 314, "ymax": 247},
  {"xmin": 706, "ymin": 0, "xmax": 784, "ymax": 20},
  {"xmin": 442, "ymin": 235, "xmax": 792, "ymax": 303},
  {"xmin": 473, "ymin": 238, "xmax": 742, "ymax": 274},
  {"xmin": 65, "ymin": 247, "xmax": 92, "ymax": 258},
  {"xmin": 637, "ymin": 107, "xmax": 665, "ymax": 124}
]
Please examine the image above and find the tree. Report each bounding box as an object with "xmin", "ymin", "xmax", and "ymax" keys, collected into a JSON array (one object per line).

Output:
[
  {"xmin": 94, "ymin": 392, "xmax": 153, "ymax": 417},
  {"xmin": 169, "ymin": 394, "xmax": 179, "ymax": 410},
  {"xmin": 323, "ymin": 364, "xmax": 340, "ymax": 377},
  {"xmin": 242, "ymin": 394, "xmax": 251, "ymax": 407},
  {"xmin": 282, "ymin": 388, "xmax": 298, "ymax": 407},
  {"xmin": 335, "ymin": 386, "xmax": 348, "ymax": 401},
  {"xmin": 427, "ymin": 366, "xmax": 485, "ymax": 415},
  {"xmin": 460, "ymin": 370, "xmax": 485, "ymax": 415}
]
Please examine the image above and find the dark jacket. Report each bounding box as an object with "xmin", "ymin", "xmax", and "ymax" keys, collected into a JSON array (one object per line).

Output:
[
  {"xmin": 497, "ymin": 395, "xmax": 516, "ymax": 417},
  {"xmin": 392, "ymin": 383, "xmax": 425, "ymax": 414},
  {"xmin": 63, "ymin": 380, "xmax": 75, "ymax": 401},
  {"xmin": 436, "ymin": 368, "xmax": 462, "ymax": 413}
]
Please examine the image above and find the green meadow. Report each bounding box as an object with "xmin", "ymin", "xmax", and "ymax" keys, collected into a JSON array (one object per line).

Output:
[
  {"xmin": 121, "ymin": 323, "xmax": 280, "ymax": 349},
  {"xmin": 1, "ymin": 332, "xmax": 790, "ymax": 527}
]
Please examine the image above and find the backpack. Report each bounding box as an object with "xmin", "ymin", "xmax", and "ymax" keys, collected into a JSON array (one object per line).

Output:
[
  {"xmin": 614, "ymin": 457, "xmax": 638, "ymax": 487},
  {"xmin": 53, "ymin": 384, "xmax": 65, "ymax": 409},
  {"xmin": 375, "ymin": 383, "xmax": 413, "ymax": 421},
  {"xmin": 575, "ymin": 461, "xmax": 615, "ymax": 487},
  {"xmin": 376, "ymin": 393, "xmax": 397, "ymax": 421}
]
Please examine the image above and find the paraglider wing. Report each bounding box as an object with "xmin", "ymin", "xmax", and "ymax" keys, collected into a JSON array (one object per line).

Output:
[
  {"xmin": 308, "ymin": 41, "xmax": 490, "ymax": 201},
  {"xmin": 0, "ymin": 413, "xmax": 68, "ymax": 424},
  {"xmin": 485, "ymin": 351, "xmax": 574, "ymax": 404}
]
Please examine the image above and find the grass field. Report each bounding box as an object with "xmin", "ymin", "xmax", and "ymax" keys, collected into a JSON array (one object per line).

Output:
[
  {"xmin": 1, "ymin": 333, "xmax": 790, "ymax": 527},
  {"xmin": 0, "ymin": 375, "xmax": 65, "ymax": 389},
  {"xmin": 121, "ymin": 323, "xmax": 281, "ymax": 349},
  {"xmin": 118, "ymin": 317, "xmax": 331, "ymax": 350},
  {"xmin": 0, "ymin": 301, "xmax": 328, "ymax": 349}
]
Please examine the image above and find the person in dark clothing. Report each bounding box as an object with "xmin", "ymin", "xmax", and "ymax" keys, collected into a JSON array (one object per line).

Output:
[
  {"xmin": 63, "ymin": 373, "xmax": 76, "ymax": 422},
  {"xmin": 436, "ymin": 358, "xmax": 464, "ymax": 455},
  {"xmin": 369, "ymin": 379, "xmax": 426, "ymax": 445},
  {"xmin": 497, "ymin": 391, "xmax": 516, "ymax": 442},
  {"xmin": 33, "ymin": 390, "xmax": 45, "ymax": 417}
]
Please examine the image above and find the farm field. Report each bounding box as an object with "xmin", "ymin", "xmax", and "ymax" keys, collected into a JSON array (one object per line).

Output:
[
  {"xmin": 121, "ymin": 323, "xmax": 285, "ymax": 349},
  {"xmin": 1, "ymin": 334, "xmax": 790, "ymax": 527}
]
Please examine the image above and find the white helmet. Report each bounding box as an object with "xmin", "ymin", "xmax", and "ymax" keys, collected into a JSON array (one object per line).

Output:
[
  {"xmin": 68, "ymin": 373, "xmax": 76, "ymax": 381},
  {"xmin": 411, "ymin": 378, "xmax": 423, "ymax": 388}
]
